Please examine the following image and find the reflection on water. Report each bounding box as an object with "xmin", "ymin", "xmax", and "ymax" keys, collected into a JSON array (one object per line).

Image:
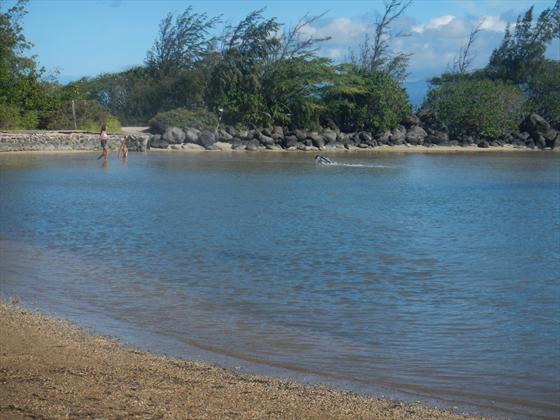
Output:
[{"xmin": 1, "ymin": 151, "xmax": 559, "ymax": 418}]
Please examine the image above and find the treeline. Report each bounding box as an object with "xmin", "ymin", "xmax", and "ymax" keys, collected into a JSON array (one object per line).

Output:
[
  {"xmin": 64, "ymin": 4, "xmax": 413, "ymax": 133},
  {"xmin": 0, "ymin": 0, "xmax": 121, "ymax": 131},
  {"xmin": 1, "ymin": 0, "xmax": 559, "ymax": 139},
  {"xmin": 425, "ymin": 2, "xmax": 560, "ymax": 140}
]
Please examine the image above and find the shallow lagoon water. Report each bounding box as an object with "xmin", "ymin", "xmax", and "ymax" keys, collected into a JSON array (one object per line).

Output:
[{"xmin": 1, "ymin": 151, "xmax": 559, "ymax": 418}]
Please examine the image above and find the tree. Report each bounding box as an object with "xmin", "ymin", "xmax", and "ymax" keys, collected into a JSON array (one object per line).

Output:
[
  {"xmin": 0, "ymin": 0, "xmax": 32, "ymax": 71},
  {"xmin": 208, "ymin": 9, "xmax": 333, "ymax": 128},
  {"xmin": 208, "ymin": 9, "xmax": 281, "ymax": 126},
  {"xmin": 274, "ymin": 12, "xmax": 331, "ymax": 61},
  {"xmin": 323, "ymin": 65, "xmax": 412, "ymax": 132},
  {"xmin": 262, "ymin": 12, "xmax": 333, "ymax": 128},
  {"xmin": 486, "ymin": 1, "xmax": 559, "ymax": 84},
  {"xmin": 352, "ymin": 0, "xmax": 413, "ymax": 82},
  {"xmin": 526, "ymin": 60, "xmax": 560, "ymax": 127},
  {"xmin": 424, "ymin": 79, "xmax": 525, "ymax": 139},
  {"xmin": 146, "ymin": 7, "xmax": 219, "ymax": 75},
  {"xmin": 0, "ymin": 0, "xmax": 59, "ymax": 128},
  {"xmin": 452, "ymin": 22, "xmax": 482, "ymax": 74},
  {"xmin": 426, "ymin": 2, "xmax": 559, "ymax": 136},
  {"xmin": 261, "ymin": 56, "xmax": 333, "ymax": 129},
  {"xmin": 42, "ymin": 99, "xmax": 121, "ymax": 132}
]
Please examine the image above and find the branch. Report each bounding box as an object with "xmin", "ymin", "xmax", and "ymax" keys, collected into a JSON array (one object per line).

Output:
[
  {"xmin": 455, "ymin": 21, "xmax": 482, "ymax": 73},
  {"xmin": 278, "ymin": 11, "xmax": 331, "ymax": 61}
]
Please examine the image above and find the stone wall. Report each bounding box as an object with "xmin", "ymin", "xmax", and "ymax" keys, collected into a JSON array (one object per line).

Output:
[{"xmin": 0, "ymin": 131, "xmax": 149, "ymax": 152}]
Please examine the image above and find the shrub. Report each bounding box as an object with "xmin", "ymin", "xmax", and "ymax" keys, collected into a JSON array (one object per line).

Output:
[
  {"xmin": 0, "ymin": 103, "xmax": 39, "ymax": 130},
  {"xmin": 424, "ymin": 78, "xmax": 525, "ymax": 139},
  {"xmin": 322, "ymin": 66, "xmax": 412, "ymax": 133},
  {"xmin": 43, "ymin": 100, "xmax": 121, "ymax": 132},
  {"xmin": 526, "ymin": 61, "xmax": 560, "ymax": 128},
  {"xmin": 149, "ymin": 108, "xmax": 218, "ymax": 133},
  {"xmin": 0, "ymin": 102, "xmax": 22, "ymax": 129}
]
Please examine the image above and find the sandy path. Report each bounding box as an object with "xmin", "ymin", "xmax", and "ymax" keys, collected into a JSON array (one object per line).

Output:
[
  {"xmin": 0, "ymin": 304, "xmax": 479, "ymax": 419},
  {"xmin": 122, "ymin": 126, "xmax": 150, "ymax": 135}
]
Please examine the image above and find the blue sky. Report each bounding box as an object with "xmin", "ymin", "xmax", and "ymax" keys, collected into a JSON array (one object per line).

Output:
[{"xmin": 11, "ymin": 0, "xmax": 560, "ymax": 86}]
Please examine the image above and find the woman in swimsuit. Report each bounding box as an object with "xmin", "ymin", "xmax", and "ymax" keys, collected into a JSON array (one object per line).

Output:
[
  {"xmin": 118, "ymin": 135, "xmax": 129, "ymax": 159},
  {"xmin": 99, "ymin": 123, "xmax": 109, "ymax": 160}
]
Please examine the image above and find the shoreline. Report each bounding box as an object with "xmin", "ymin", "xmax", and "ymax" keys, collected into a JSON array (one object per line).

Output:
[
  {"xmin": 1, "ymin": 144, "xmax": 557, "ymax": 155},
  {"xmin": 1, "ymin": 128, "xmax": 557, "ymax": 154},
  {"xmin": 147, "ymin": 144, "xmax": 554, "ymax": 153},
  {"xmin": 0, "ymin": 303, "xmax": 478, "ymax": 419}
]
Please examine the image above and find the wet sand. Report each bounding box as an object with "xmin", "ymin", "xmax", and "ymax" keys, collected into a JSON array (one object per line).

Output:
[{"xmin": 0, "ymin": 303, "xmax": 479, "ymax": 419}]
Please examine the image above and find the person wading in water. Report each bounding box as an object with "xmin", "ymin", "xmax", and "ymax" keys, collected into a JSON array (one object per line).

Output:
[
  {"xmin": 117, "ymin": 135, "xmax": 129, "ymax": 160},
  {"xmin": 98, "ymin": 123, "xmax": 110, "ymax": 160}
]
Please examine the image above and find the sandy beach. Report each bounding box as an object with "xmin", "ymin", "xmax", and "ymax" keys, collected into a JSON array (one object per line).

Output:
[{"xmin": 0, "ymin": 303, "xmax": 480, "ymax": 419}]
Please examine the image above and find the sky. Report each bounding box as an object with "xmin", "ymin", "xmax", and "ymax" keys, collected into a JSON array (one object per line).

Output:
[{"xmin": 10, "ymin": 0, "xmax": 560, "ymax": 92}]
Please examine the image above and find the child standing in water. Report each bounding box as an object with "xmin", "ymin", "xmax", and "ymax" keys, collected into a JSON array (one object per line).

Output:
[
  {"xmin": 118, "ymin": 135, "xmax": 129, "ymax": 159},
  {"xmin": 99, "ymin": 123, "xmax": 109, "ymax": 160}
]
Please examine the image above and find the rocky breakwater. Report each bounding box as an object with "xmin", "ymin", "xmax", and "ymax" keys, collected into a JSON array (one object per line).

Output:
[
  {"xmin": 148, "ymin": 112, "xmax": 558, "ymax": 152},
  {"xmin": 0, "ymin": 131, "xmax": 149, "ymax": 152}
]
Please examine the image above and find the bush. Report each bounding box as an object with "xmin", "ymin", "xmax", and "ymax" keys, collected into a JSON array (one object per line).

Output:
[
  {"xmin": 0, "ymin": 103, "xmax": 22, "ymax": 129},
  {"xmin": 527, "ymin": 61, "xmax": 560, "ymax": 129},
  {"xmin": 149, "ymin": 108, "xmax": 218, "ymax": 133},
  {"xmin": 323, "ymin": 66, "xmax": 412, "ymax": 133},
  {"xmin": 424, "ymin": 78, "xmax": 525, "ymax": 139},
  {"xmin": 43, "ymin": 100, "xmax": 121, "ymax": 132},
  {"xmin": 0, "ymin": 102, "xmax": 39, "ymax": 130}
]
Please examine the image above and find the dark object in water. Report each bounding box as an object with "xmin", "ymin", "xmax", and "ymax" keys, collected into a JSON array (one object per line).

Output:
[{"xmin": 315, "ymin": 155, "xmax": 333, "ymax": 165}]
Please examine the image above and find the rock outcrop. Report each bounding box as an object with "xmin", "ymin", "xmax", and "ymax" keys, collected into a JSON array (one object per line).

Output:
[{"xmin": 2, "ymin": 112, "xmax": 557, "ymax": 153}]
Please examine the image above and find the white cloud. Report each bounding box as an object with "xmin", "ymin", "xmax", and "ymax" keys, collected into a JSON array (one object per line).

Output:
[
  {"xmin": 326, "ymin": 49, "xmax": 346, "ymax": 60},
  {"xmin": 301, "ymin": 13, "xmax": 511, "ymax": 82},
  {"xmin": 478, "ymin": 15, "xmax": 507, "ymax": 32},
  {"xmin": 412, "ymin": 15, "xmax": 455, "ymax": 33},
  {"xmin": 300, "ymin": 17, "xmax": 368, "ymax": 44}
]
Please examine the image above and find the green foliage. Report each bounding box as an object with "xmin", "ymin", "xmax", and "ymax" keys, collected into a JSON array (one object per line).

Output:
[
  {"xmin": 425, "ymin": 3, "xmax": 559, "ymax": 137},
  {"xmin": 0, "ymin": 101, "xmax": 22, "ymax": 129},
  {"xmin": 526, "ymin": 60, "xmax": 560, "ymax": 128},
  {"xmin": 146, "ymin": 7, "xmax": 219, "ymax": 75},
  {"xmin": 486, "ymin": 2, "xmax": 559, "ymax": 84},
  {"xmin": 0, "ymin": 3, "xmax": 414, "ymax": 134},
  {"xmin": 424, "ymin": 78, "xmax": 525, "ymax": 139},
  {"xmin": 208, "ymin": 9, "xmax": 281, "ymax": 127},
  {"xmin": 352, "ymin": 0, "xmax": 413, "ymax": 82},
  {"xmin": 69, "ymin": 56, "xmax": 217, "ymax": 126},
  {"xmin": 0, "ymin": 0, "xmax": 32, "ymax": 71},
  {"xmin": 0, "ymin": 0, "xmax": 63, "ymax": 129},
  {"xmin": 149, "ymin": 108, "xmax": 218, "ymax": 133},
  {"xmin": 208, "ymin": 9, "xmax": 336, "ymax": 129},
  {"xmin": 0, "ymin": 98, "xmax": 39, "ymax": 130},
  {"xmin": 82, "ymin": 117, "xmax": 121, "ymax": 133},
  {"xmin": 43, "ymin": 100, "xmax": 121, "ymax": 132},
  {"xmin": 261, "ymin": 57, "xmax": 333, "ymax": 129},
  {"xmin": 428, "ymin": 69, "xmax": 486, "ymax": 88},
  {"xmin": 323, "ymin": 65, "xmax": 412, "ymax": 132}
]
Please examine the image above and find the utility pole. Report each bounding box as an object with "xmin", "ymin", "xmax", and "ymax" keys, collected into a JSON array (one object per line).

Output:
[
  {"xmin": 215, "ymin": 107, "xmax": 224, "ymax": 134},
  {"xmin": 71, "ymin": 100, "xmax": 77, "ymax": 130}
]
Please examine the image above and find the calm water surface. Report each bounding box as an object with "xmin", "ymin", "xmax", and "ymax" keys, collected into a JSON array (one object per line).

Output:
[{"xmin": 1, "ymin": 151, "xmax": 559, "ymax": 418}]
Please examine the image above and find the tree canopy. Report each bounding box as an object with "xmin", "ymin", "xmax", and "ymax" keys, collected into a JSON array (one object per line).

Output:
[
  {"xmin": 2, "ymin": 1, "xmax": 558, "ymax": 135},
  {"xmin": 425, "ymin": 1, "xmax": 560, "ymax": 133},
  {"xmin": 146, "ymin": 7, "xmax": 219, "ymax": 75}
]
